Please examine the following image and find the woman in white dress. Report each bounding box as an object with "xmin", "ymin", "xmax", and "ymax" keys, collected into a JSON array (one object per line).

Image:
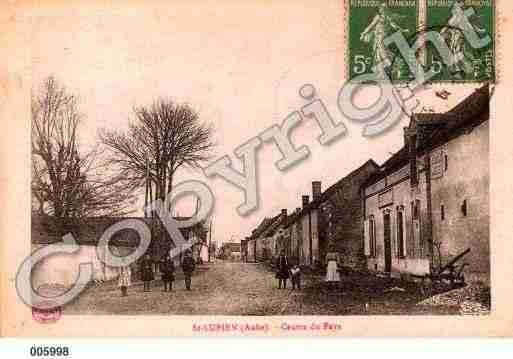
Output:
[{"xmin": 325, "ymin": 251, "xmax": 340, "ymax": 284}]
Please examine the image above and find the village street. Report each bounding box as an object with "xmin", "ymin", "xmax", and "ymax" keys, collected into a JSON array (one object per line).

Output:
[{"xmin": 63, "ymin": 261, "xmax": 471, "ymax": 316}]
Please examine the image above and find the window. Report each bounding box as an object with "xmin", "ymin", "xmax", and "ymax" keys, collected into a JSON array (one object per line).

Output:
[
  {"xmin": 370, "ymin": 216, "xmax": 377, "ymax": 258},
  {"xmin": 461, "ymin": 199, "xmax": 468, "ymax": 217},
  {"xmin": 397, "ymin": 208, "xmax": 405, "ymax": 258},
  {"xmin": 441, "ymin": 204, "xmax": 445, "ymax": 221},
  {"xmin": 444, "ymin": 154, "xmax": 448, "ymax": 171},
  {"xmin": 365, "ymin": 216, "xmax": 377, "ymax": 258}
]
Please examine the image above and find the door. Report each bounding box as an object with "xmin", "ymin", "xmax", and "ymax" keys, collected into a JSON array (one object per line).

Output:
[{"xmin": 383, "ymin": 213, "xmax": 392, "ymax": 272}]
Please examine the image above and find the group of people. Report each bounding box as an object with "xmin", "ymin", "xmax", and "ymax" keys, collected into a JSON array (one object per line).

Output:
[
  {"xmin": 274, "ymin": 250, "xmax": 342, "ymax": 290},
  {"xmin": 275, "ymin": 251, "xmax": 302, "ymax": 290},
  {"xmin": 118, "ymin": 250, "xmax": 197, "ymax": 297}
]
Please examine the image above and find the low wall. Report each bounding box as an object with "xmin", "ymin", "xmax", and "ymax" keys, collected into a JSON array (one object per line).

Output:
[{"xmin": 31, "ymin": 244, "xmax": 134, "ymax": 289}]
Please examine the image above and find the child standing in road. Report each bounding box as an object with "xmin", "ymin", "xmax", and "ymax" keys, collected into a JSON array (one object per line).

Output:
[
  {"xmin": 290, "ymin": 264, "xmax": 301, "ymax": 290},
  {"xmin": 118, "ymin": 261, "xmax": 132, "ymax": 297}
]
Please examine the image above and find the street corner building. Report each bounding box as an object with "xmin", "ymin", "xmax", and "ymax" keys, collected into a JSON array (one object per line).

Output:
[{"xmin": 363, "ymin": 85, "xmax": 490, "ymax": 284}]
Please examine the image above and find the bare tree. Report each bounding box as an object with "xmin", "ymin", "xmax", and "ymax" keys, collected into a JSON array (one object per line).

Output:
[
  {"xmin": 32, "ymin": 76, "xmax": 134, "ymax": 218},
  {"xmin": 100, "ymin": 99, "xmax": 215, "ymax": 206}
]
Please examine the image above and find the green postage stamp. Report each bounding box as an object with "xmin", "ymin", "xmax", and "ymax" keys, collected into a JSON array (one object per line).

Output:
[{"xmin": 347, "ymin": 0, "xmax": 495, "ymax": 82}]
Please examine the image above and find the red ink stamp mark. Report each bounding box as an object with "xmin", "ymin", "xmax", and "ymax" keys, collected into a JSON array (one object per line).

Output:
[{"xmin": 32, "ymin": 301, "xmax": 62, "ymax": 324}]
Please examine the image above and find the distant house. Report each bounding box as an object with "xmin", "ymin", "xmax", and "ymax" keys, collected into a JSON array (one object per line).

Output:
[
  {"xmin": 219, "ymin": 242, "xmax": 242, "ymax": 261},
  {"xmin": 262, "ymin": 209, "xmax": 289, "ymax": 262},
  {"xmin": 245, "ymin": 216, "xmax": 276, "ymax": 262},
  {"xmin": 362, "ymin": 85, "xmax": 490, "ymax": 281}
]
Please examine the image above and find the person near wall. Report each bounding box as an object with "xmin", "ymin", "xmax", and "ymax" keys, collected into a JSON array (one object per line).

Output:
[
  {"xmin": 181, "ymin": 250, "xmax": 196, "ymax": 291},
  {"xmin": 290, "ymin": 263, "xmax": 301, "ymax": 290},
  {"xmin": 118, "ymin": 261, "xmax": 132, "ymax": 297},
  {"xmin": 325, "ymin": 250, "xmax": 341, "ymax": 287},
  {"xmin": 276, "ymin": 250, "xmax": 290, "ymax": 289},
  {"xmin": 140, "ymin": 253, "xmax": 154, "ymax": 292},
  {"xmin": 160, "ymin": 254, "xmax": 175, "ymax": 292}
]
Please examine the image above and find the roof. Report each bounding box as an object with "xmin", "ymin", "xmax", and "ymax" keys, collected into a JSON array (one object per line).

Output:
[
  {"xmin": 32, "ymin": 214, "xmax": 195, "ymax": 247},
  {"xmin": 247, "ymin": 217, "xmax": 273, "ymax": 240},
  {"xmin": 363, "ymin": 84, "xmax": 490, "ymax": 188},
  {"xmin": 415, "ymin": 84, "xmax": 489, "ymax": 152},
  {"xmin": 262, "ymin": 212, "xmax": 288, "ymax": 237},
  {"xmin": 284, "ymin": 159, "xmax": 380, "ymax": 227},
  {"xmin": 247, "ymin": 209, "xmax": 291, "ymax": 240}
]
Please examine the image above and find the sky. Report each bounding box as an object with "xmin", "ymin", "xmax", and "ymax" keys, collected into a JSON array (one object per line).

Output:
[{"xmin": 28, "ymin": 0, "xmax": 479, "ymax": 245}]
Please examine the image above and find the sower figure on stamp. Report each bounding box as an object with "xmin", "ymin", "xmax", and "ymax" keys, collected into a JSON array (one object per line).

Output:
[
  {"xmin": 441, "ymin": 0, "xmax": 487, "ymax": 78},
  {"xmin": 160, "ymin": 254, "xmax": 175, "ymax": 292},
  {"xmin": 181, "ymin": 250, "xmax": 196, "ymax": 291},
  {"xmin": 276, "ymin": 250, "xmax": 290, "ymax": 289},
  {"xmin": 118, "ymin": 259, "xmax": 131, "ymax": 297},
  {"xmin": 140, "ymin": 253, "xmax": 154, "ymax": 292},
  {"xmin": 360, "ymin": 3, "xmax": 409, "ymax": 79}
]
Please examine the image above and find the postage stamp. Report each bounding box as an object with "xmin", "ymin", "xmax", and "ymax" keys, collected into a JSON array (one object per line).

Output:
[
  {"xmin": 425, "ymin": 0, "xmax": 495, "ymax": 82},
  {"xmin": 347, "ymin": 0, "xmax": 419, "ymax": 82},
  {"xmin": 347, "ymin": 0, "xmax": 495, "ymax": 82}
]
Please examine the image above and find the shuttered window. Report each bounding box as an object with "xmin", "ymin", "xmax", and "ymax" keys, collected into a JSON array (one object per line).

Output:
[
  {"xmin": 364, "ymin": 219, "xmax": 370, "ymax": 256},
  {"xmin": 371, "ymin": 217, "xmax": 377, "ymax": 257},
  {"xmin": 397, "ymin": 209, "xmax": 405, "ymax": 258},
  {"xmin": 364, "ymin": 216, "xmax": 376, "ymax": 257}
]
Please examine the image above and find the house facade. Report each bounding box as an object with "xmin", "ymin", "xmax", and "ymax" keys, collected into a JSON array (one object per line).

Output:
[
  {"xmin": 285, "ymin": 193, "xmax": 320, "ymax": 267},
  {"xmin": 363, "ymin": 155, "xmax": 432, "ymax": 276},
  {"xmin": 281, "ymin": 160, "xmax": 379, "ymax": 269},
  {"xmin": 317, "ymin": 160, "xmax": 379, "ymax": 270},
  {"xmin": 363, "ymin": 85, "xmax": 490, "ymax": 281}
]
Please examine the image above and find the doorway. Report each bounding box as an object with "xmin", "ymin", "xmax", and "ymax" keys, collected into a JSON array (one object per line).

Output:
[{"xmin": 383, "ymin": 213, "xmax": 392, "ymax": 273}]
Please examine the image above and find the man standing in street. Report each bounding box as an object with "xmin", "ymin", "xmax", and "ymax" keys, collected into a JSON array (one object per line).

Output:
[
  {"xmin": 160, "ymin": 254, "xmax": 175, "ymax": 292},
  {"xmin": 276, "ymin": 250, "xmax": 290, "ymax": 289},
  {"xmin": 181, "ymin": 250, "xmax": 196, "ymax": 291},
  {"xmin": 140, "ymin": 253, "xmax": 154, "ymax": 292}
]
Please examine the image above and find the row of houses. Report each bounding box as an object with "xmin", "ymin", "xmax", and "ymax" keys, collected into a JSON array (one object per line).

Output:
[{"xmin": 241, "ymin": 85, "xmax": 490, "ymax": 282}]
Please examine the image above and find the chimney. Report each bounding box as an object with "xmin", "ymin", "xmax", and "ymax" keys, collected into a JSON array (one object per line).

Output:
[
  {"xmin": 312, "ymin": 181, "xmax": 322, "ymax": 201},
  {"xmin": 302, "ymin": 195, "xmax": 309, "ymax": 208},
  {"xmin": 281, "ymin": 208, "xmax": 288, "ymax": 217}
]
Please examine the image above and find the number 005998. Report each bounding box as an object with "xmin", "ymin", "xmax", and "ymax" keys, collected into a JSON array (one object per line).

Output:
[{"xmin": 29, "ymin": 346, "xmax": 70, "ymax": 357}]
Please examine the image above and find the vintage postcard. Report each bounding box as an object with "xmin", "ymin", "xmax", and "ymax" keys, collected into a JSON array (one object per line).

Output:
[{"xmin": 1, "ymin": 0, "xmax": 513, "ymax": 337}]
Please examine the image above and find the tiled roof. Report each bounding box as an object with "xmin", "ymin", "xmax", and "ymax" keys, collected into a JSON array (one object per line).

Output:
[
  {"xmin": 31, "ymin": 214, "xmax": 193, "ymax": 247},
  {"xmin": 248, "ymin": 217, "xmax": 272, "ymax": 240}
]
